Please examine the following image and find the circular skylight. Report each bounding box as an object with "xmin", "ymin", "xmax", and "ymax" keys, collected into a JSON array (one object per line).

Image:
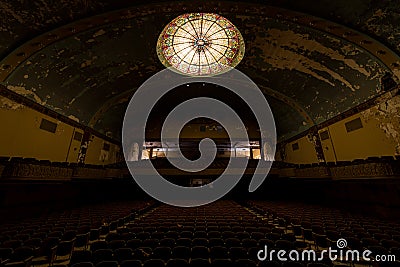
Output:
[{"xmin": 157, "ymin": 13, "xmax": 245, "ymax": 76}]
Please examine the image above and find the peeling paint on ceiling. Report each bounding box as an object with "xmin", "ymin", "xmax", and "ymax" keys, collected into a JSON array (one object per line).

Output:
[{"xmin": 0, "ymin": 0, "xmax": 399, "ymax": 141}]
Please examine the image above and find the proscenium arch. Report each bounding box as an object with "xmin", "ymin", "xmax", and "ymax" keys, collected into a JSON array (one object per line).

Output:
[{"xmin": 122, "ymin": 67, "xmax": 277, "ymax": 207}]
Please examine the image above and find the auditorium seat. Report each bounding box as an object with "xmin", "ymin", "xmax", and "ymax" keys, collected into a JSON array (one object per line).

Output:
[
  {"xmin": 242, "ymin": 238, "xmax": 257, "ymax": 248},
  {"xmin": 210, "ymin": 246, "xmax": 228, "ymax": 260},
  {"xmin": 390, "ymin": 247, "xmax": 400, "ymax": 261},
  {"xmin": 192, "ymin": 238, "xmax": 208, "ymax": 247},
  {"xmin": 95, "ymin": 261, "xmax": 119, "ymax": 267},
  {"xmin": 166, "ymin": 258, "xmax": 189, "ymax": 267},
  {"xmin": 31, "ymin": 237, "xmax": 59, "ymax": 265},
  {"xmin": 72, "ymin": 263, "xmax": 95, "ymax": 267},
  {"xmin": 126, "ymin": 239, "xmax": 142, "ymax": 249},
  {"xmin": 120, "ymin": 259, "xmax": 142, "ymax": 267},
  {"xmin": 225, "ymin": 238, "xmax": 240, "ymax": 248},
  {"xmin": 105, "ymin": 233, "xmax": 121, "ymax": 243},
  {"xmin": 282, "ymin": 262, "xmax": 305, "ymax": 267},
  {"xmin": 114, "ymin": 248, "xmax": 134, "ymax": 262},
  {"xmin": 172, "ymin": 246, "xmax": 190, "ymax": 260},
  {"xmin": 4, "ymin": 262, "xmax": 31, "ymax": 267},
  {"xmin": 143, "ymin": 238, "xmax": 160, "ymax": 249},
  {"xmin": 191, "ymin": 246, "xmax": 209, "ymax": 259},
  {"xmin": 75, "ymin": 233, "xmax": 90, "ymax": 249},
  {"xmin": 91, "ymin": 241, "xmax": 108, "ymax": 252},
  {"xmin": 143, "ymin": 258, "xmax": 165, "ymax": 267},
  {"xmin": 152, "ymin": 232, "xmax": 165, "ymax": 240},
  {"xmin": 176, "ymin": 238, "xmax": 192, "ymax": 247},
  {"xmin": 136, "ymin": 232, "xmax": 151, "ymax": 240},
  {"xmin": 108, "ymin": 240, "xmax": 126, "ymax": 250},
  {"xmin": 8, "ymin": 246, "xmax": 33, "ymax": 265},
  {"xmin": 307, "ymin": 264, "xmax": 330, "ymax": 267},
  {"xmin": 361, "ymin": 237, "xmax": 380, "ymax": 247},
  {"xmin": 369, "ymin": 245, "xmax": 389, "ymax": 256},
  {"xmin": 134, "ymin": 247, "xmax": 152, "ymax": 261},
  {"xmin": 208, "ymin": 238, "xmax": 224, "ymax": 248},
  {"xmin": 160, "ymin": 238, "xmax": 175, "ymax": 248},
  {"xmin": 313, "ymin": 233, "xmax": 328, "ymax": 249},
  {"xmin": 257, "ymin": 260, "xmax": 281, "ymax": 267},
  {"xmin": 0, "ymin": 248, "xmax": 13, "ymax": 261},
  {"xmin": 275, "ymin": 240, "xmax": 294, "ymax": 250},
  {"xmin": 62, "ymin": 230, "xmax": 77, "ymax": 241},
  {"xmin": 190, "ymin": 258, "xmax": 210, "ymax": 267},
  {"xmin": 229, "ymin": 247, "xmax": 247, "ymax": 261},
  {"xmin": 2, "ymin": 240, "xmax": 22, "ymax": 249},
  {"xmin": 120, "ymin": 233, "xmax": 135, "ymax": 241},
  {"xmin": 381, "ymin": 239, "xmax": 400, "ymax": 249},
  {"xmin": 153, "ymin": 246, "xmax": 172, "ymax": 261},
  {"xmin": 54, "ymin": 239, "xmax": 75, "ymax": 261},
  {"xmin": 211, "ymin": 258, "xmax": 233, "ymax": 267},
  {"xmin": 90, "ymin": 229, "xmax": 100, "ymax": 241},
  {"xmin": 92, "ymin": 249, "xmax": 114, "ymax": 264},
  {"xmin": 234, "ymin": 258, "xmax": 256, "ymax": 267},
  {"xmin": 69, "ymin": 250, "xmax": 92, "ymax": 266}
]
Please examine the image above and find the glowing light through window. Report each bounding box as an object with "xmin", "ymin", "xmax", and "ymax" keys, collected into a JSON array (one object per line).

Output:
[{"xmin": 157, "ymin": 13, "xmax": 245, "ymax": 76}]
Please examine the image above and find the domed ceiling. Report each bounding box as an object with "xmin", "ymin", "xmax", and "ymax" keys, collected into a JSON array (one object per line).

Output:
[{"xmin": 0, "ymin": 1, "xmax": 399, "ymax": 142}]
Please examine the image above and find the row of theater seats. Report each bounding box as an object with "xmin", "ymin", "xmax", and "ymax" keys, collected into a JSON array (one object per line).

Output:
[
  {"xmin": 69, "ymin": 204, "xmax": 336, "ymax": 266},
  {"xmin": 2, "ymin": 155, "xmax": 397, "ymax": 167},
  {"xmin": 78, "ymin": 200, "xmax": 399, "ymax": 266},
  {"xmin": 2, "ymin": 154, "xmax": 400, "ymax": 181},
  {"xmin": 2, "ymin": 199, "xmax": 400, "ymax": 266},
  {"xmin": 34, "ymin": 201, "xmax": 366, "ymax": 266},
  {"xmin": 0, "ymin": 157, "xmax": 125, "ymax": 168},
  {"xmin": 0, "ymin": 200, "xmax": 317, "ymax": 266},
  {"xmin": 0, "ymin": 201, "xmax": 154, "ymax": 266},
  {"xmin": 127, "ymin": 158, "xmax": 260, "ymax": 169},
  {"xmin": 263, "ymin": 156, "xmax": 400, "ymax": 169},
  {"xmin": 0, "ymin": 157, "xmax": 129, "ymax": 180},
  {"xmin": 246, "ymin": 201, "xmax": 400, "ymax": 264},
  {"xmin": 273, "ymin": 156, "xmax": 400, "ymax": 179}
]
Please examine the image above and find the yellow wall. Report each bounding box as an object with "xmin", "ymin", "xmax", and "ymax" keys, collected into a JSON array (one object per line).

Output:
[
  {"xmin": 283, "ymin": 136, "xmax": 319, "ymax": 164},
  {"xmin": 0, "ymin": 95, "xmax": 119, "ymax": 164},
  {"xmin": 85, "ymin": 136, "xmax": 119, "ymax": 165},
  {"xmin": 321, "ymin": 96, "xmax": 400, "ymax": 161},
  {"xmin": 286, "ymin": 95, "xmax": 400, "ymax": 163},
  {"xmin": 3, "ymin": 92, "xmax": 399, "ymax": 164},
  {"xmin": 0, "ymin": 96, "xmax": 76, "ymax": 162}
]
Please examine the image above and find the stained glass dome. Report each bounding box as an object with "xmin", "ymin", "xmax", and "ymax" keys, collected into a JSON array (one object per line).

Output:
[{"xmin": 157, "ymin": 13, "xmax": 245, "ymax": 76}]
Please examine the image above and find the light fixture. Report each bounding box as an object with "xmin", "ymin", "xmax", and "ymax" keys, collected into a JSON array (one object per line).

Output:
[{"xmin": 157, "ymin": 13, "xmax": 245, "ymax": 76}]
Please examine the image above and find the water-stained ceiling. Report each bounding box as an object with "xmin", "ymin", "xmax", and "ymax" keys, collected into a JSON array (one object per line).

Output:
[{"xmin": 0, "ymin": 1, "xmax": 399, "ymax": 141}]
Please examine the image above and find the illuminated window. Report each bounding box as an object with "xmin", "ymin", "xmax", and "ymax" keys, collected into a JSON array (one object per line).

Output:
[
  {"xmin": 252, "ymin": 148, "xmax": 261, "ymax": 159},
  {"xmin": 236, "ymin": 148, "xmax": 250, "ymax": 158},
  {"xmin": 152, "ymin": 148, "xmax": 166, "ymax": 158},
  {"xmin": 141, "ymin": 149, "xmax": 150, "ymax": 160},
  {"xmin": 157, "ymin": 13, "xmax": 245, "ymax": 76}
]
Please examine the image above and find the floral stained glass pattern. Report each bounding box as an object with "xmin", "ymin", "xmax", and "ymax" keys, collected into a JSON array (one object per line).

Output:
[{"xmin": 157, "ymin": 13, "xmax": 245, "ymax": 76}]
